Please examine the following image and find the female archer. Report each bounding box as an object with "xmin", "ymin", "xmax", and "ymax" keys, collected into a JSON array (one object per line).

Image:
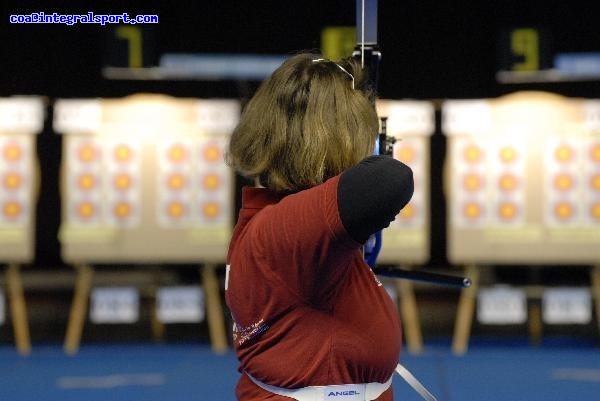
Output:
[{"xmin": 225, "ymin": 52, "xmax": 414, "ymax": 401}]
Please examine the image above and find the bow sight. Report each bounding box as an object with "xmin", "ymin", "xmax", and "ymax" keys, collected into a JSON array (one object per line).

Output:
[{"xmin": 378, "ymin": 117, "xmax": 396, "ymax": 157}]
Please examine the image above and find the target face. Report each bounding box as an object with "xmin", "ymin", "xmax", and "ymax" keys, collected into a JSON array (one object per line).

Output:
[
  {"xmin": 444, "ymin": 96, "xmax": 600, "ymax": 264},
  {"xmin": 373, "ymin": 99, "xmax": 434, "ymax": 263},
  {"xmin": 543, "ymin": 138, "xmax": 586, "ymax": 227},
  {"xmin": 65, "ymin": 137, "xmax": 142, "ymax": 227},
  {"xmin": 0, "ymin": 99, "xmax": 49, "ymax": 259},
  {"xmin": 389, "ymin": 137, "xmax": 428, "ymax": 230},
  {"xmin": 0, "ymin": 136, "xmax": 32, "ymax": 228},
  {"xmin": 55, "ymin": 97, "xmax": 240, "ymax": 263},
  {"xmin": 106, "ymin": 140, "xmax": 141, "ymax": 227},
  {"xmin": 451, "ymin": 137, "xmax": 527, "ymax": 227},
  {"xmin": 156, "ymin": 136, "xmax": 230, "ymax": 227}
]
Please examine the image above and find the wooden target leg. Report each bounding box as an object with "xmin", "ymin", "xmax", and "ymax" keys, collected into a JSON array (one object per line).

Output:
[
  {"xmin": 528, "ymin": 301, "xmax": 543, "ymax": 346},
  {"xmin": 396, "ymin": 271, "xmax": 423, "ymax": 354},
  {"xmin": 452, "ymin": 265, "xmax": 480, "ymax": 355},
  {"xmin": 151, "ymin": 292, "xmax": 166, "ymax": 343},
  {"xmin": 592, "ymin": 265, "xmax": 600, "ymax": 339},
  {"xmin": 6, "ymin": 263, "xmax": 31, "ymax": 356},
  {"xmin": 64, "ymin": 264, "xmax": 94, "ymax": 355},
  {"xmin": 201, "ymin": 264, "xmax": 228, "ymax": 354}
]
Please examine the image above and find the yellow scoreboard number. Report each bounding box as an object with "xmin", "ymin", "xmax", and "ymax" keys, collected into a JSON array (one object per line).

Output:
[
  {"xmin": 104, "ymin": 25, "xmax": 154, "ymax": 68},
  {"xmin": 115, "ymin": 26, "xmax": 143, "ymax": 68},
  {"xmin": 511, "ymin": 28, "xmax": 539, "ymax": 71},
  {"xmin": 321, "ymin": 27, "xmax": 356, "ymax": 61},
  {"xmin": 498, "ymin": 26, "xmax": 550, "ymax": 72}
]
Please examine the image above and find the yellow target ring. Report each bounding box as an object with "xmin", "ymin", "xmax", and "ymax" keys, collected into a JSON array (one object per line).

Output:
[
  {"xmin": 167, "ymin": 144, "xmax": 187, "ymax": 163},
  {"xmin": 463, "ymin": 202, "xmax": 482, "ymax": 220},
  {"xmin": 553, "ymin": 201, "xmax": 574, "ymax": 220},
  {"xmin": 462, "ymin": 173, "xmax": 483, "ymax": 192},
  {"xmin": 202, "ymin": 143, "xmax": 221, "ymax": 163},
  {"xmin": 202, "ymin": 202, "xmax": 220, "ymax": 219},
  {"xmin": 113, "ymin": 201, "xmax": 132, "ymax": 219},
  {"xmin": 76, "ymin": 201, "xmax": 95, "ymax": 219},
  {"xmin": 114, "ymin": 144, "xmax": 133, "ymax": 163},
  {"xmin": 3, "ymin": 201, "xmax": 22, "ymax": 219},
  {"xmin": 498, "ymin": 202, "xmax": 518, "ymax": 221},
  {"xmin": 398, "ymin": 203, "xmax": 415, "ymax": 220},
  {"xmin": 167, "ymin": 201, "xmax": 185, "ymax": 219},
  {"xmin": 3, "ymin": 172, "xmax": 22, "ymax": 190},
  {"xmin": 554, "ymin": 145, "xmax": 573, "ymax": 163},
  {"xmin": 167, "ymin": 173, "xmax": 186, "ymax": 190},
  {"xmin": 463, "ymin": 144, "xmax": 483, "ymax": 164},
  {"xmin": 498, "ymin": 173, "xmax": 518, "ymax": 192},
  {"xmin": 77, "ymin": 144, "xmax": 98, "ymax": 163},
  {"xmin": 202, "ymin": 173, "xmax": 221, "ymax": 190},
  {"xmin": 3, "ymin": 142, "xmax": 23, "ymax": 162},
  {"xmin": 553, "ymin": 173, "xmax": 574, "ymax": 192},
  {"xmin": 113, "ymin": 173, "xmax": 132, "ymax": 191}
]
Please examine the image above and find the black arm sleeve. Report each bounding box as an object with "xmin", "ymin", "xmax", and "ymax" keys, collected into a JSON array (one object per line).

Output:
[{"xmin": 337, "ymin": 155, "xmax": 414, "ymax": 244}]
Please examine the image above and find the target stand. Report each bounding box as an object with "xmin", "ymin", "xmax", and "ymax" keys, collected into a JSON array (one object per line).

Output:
[
  {"xmin": 375, "ymin": 100, "xmax": 435, "ymax": 354},
  {"xmin": 443, "ymin": 92, "xmax": 600, "ymax": 354},
  {"xmin": 0, "ymin": 97, "xmax": 45, "ymax": 355},
  {"xmin": 54, "ymin": 95, "xmax": 239, "ymax": 354}
]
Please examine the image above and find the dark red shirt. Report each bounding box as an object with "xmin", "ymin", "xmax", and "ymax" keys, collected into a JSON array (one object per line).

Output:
[{"xmin": 226, "ymin": 174, "xmax": 402, "ymax": 400}]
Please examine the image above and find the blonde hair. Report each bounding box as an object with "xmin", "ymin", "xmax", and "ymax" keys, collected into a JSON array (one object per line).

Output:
[{"xmin": 226, "ymin": 52, "xmax": 379, "ymax": 193}]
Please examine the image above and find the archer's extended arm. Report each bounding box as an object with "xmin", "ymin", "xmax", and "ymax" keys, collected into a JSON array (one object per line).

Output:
[{"xmin": 338, "ymin": 155, "xmax": 414, "ymax": 245}]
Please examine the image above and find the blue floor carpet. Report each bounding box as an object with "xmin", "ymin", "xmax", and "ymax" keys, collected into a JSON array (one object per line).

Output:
[{"xmin": 0, "ymin": 341, "xmax": 598, "ymax": 401}]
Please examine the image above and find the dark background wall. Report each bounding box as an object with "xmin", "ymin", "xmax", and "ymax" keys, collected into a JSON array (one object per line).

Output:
[
  {"xmin": 3, "ymin": 0, "xmax": 600, "ymax": 99},
  {"xmin": 1, "ymin": 0, "xmax": 600, "ymax": 269}
]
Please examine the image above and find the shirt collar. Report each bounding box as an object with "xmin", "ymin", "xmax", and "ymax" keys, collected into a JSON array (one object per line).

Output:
[{"xmin": 241, "ymin": 186, "xmax": 285, "ymax": 210}]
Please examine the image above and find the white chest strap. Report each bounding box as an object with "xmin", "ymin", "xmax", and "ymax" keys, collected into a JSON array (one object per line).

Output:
[
  {"xmin": 394, "ymin": 363, "xmax": 437, "ymax": 401},
  {"xmin": 246, "ymin": 363, "xmax": 437, "ymax": 401}
]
